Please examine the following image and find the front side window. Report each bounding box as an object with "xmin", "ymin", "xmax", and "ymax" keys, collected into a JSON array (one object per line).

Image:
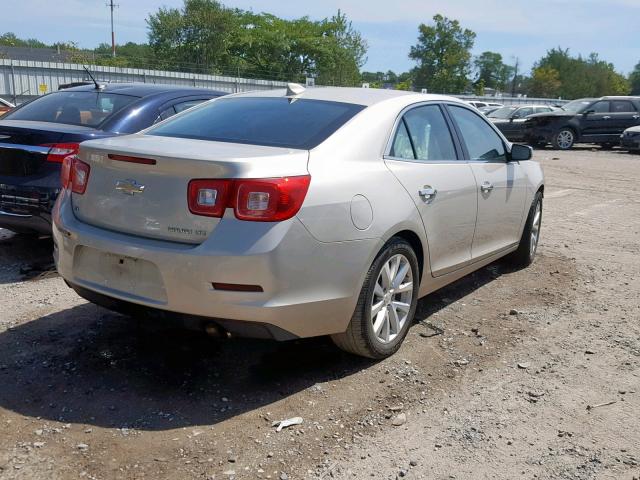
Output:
[
  {"xmin": 147, "ymin": 97, "xmax": 365, "ymax": 150},
  {"xmin": 488, "ymin": 106, "xmax": 517, "ymax": 119},
  {"xmin": 449, "ymin": 105, "xmax": 506, "ymax": 161},
  {"xmin": 536, "ymin": 107, "xmax": 553, "ymax": 113},
  {"xmin": 401, "ymin": 105, "xmax": 457, "ymax": 161},
  {"xmin": 513, "ymin": 107, "xmax": 534, "ymax": 119},
  {"xmin": 590, "ymin": 101, "xmax": 610, "ymax": 113},
  {"xmin": 4, "ymin": 91, "xmax": 138, "ymax": 127}
]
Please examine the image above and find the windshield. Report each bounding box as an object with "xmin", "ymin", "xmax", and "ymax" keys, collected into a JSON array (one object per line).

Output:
[
  {"xmin": 561, "ymin": 99, "xmax": 593, "ymax": 114},
  {"xmin": 488, "ymin": 106, "xmax": 518, "ymax": 119},
  {"xmin": 147, "ymin": 97, "xmax": 366, "ymax": 149},
  {"xmin": 4, "ymin": 91, "xmax": 139, "ymax": 127}
]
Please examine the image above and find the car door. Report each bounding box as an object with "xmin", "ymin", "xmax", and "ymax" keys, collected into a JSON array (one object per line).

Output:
[
  {"xmin": 446, "ymin": 104, "xmax": 528, "ymax": 260},
  {"xmin": 608, "ymin": 100, "xmax": 640, "ymax": 134},
  {"xmin": 580, "ymin": 100, "xmax": 610, "ymax": 138},
  {"xmin": 505, "ymin": 107, "xmax": 534, "ymax": 141},
  {"xmin": 384, "ymin": 103, "xmax": 478, "ymax": 277}
]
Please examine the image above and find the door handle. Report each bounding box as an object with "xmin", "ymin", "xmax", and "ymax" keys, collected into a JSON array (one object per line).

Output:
[
  {"xmin": 603, "ymin": 116, "xmax": 611, "ymax": 120},
  {"xmin": 633, "ymin": 115, "xmax": 640, "ymax": 120},
  {"xmin": 418, "ymin": 186, "xmax": 437, "ymax": 203},
  {"xmin": 480, "ymin": 181, "xmax": 494, "ymax": 192}
]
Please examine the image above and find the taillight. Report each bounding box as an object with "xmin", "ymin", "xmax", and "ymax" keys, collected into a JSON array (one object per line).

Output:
[
  {"xmin": 60, "ymin": 155, "xmax": 90, "ymax": 194},
  {"xmin": 42, "ymin": 143, "xmax": 80, "ymax": 163},
  {"xmin": 187, "ymin": 175, "xmax": 311, "ymax": 222},
  {"xmin": 60, "ymin": 155, "xmax": 74, "ymax": 189},
  {"xmin": 71, "ymin": 159, "xmax": 90, "ymax": 194},
  {"xmin": 234, "ymin": 176, "xmax": 311, "ymax": 221},
  {"xmin": 187, "ymin": 179, "xmax": 233, "ymax": 217}
]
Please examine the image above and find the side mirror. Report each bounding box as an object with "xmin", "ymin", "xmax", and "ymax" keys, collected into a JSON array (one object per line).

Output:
[
  {"xmin": 510, "ymin": 143, "xmax": 532, "ymax": 162},
  {"xmin": 583, "ymin": 109, "xmax": 595, "ymax": 115}
]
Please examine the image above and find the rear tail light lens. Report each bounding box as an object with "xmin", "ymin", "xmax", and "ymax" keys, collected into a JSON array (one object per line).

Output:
[
  {"xmin": 60, "ymin": 155, "xmax": 90, "ymax": 194},
  {"xmin": 42, "ymin": 143, "xmax": 80, "ymax": 163},
  {"xmin": 71, "ymin": 159, "xmax": 90, "ymax": 194},
  {"xmin": 235, "ymin": 177, "xmax": 310, "ymax": 221},
  {"xmin": 188, "ymin": 175, "xmax": 310, "ymax": 222},
  {"xmin": 188, "ymin": 179, "xmax": 233, "ymax": 217}
]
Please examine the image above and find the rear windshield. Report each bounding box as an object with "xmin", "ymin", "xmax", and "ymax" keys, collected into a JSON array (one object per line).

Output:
[
  {"xmin": 4, "ymin": 91, "xmax": 139, "ymax": 127},
  {"xmin": 146, "ymin": 97, "xmax": 366, "ymax": 149}
]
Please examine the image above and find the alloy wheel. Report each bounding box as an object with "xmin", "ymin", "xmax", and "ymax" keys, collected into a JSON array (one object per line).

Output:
[
  {"xmin": 371, "ymin": 254, "xmax": 413, "ymax": 344},
  {"xmin": 530, "ymin": 201, "xmax": 542, "ymax": 256},
  {"xmin": 557, "ymin": 130, "xmax": 574, "ymax": 149}
]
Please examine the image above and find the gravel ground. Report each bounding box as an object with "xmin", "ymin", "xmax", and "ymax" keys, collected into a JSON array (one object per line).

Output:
[{"xmin": 0, "ymin": 146, "xmax": 638, "ymax": 480}]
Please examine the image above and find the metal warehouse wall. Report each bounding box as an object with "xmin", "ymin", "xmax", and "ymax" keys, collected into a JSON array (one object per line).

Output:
[{"xmin": 0, "ymin": 59, "xmax": 289, "ymax": 104}]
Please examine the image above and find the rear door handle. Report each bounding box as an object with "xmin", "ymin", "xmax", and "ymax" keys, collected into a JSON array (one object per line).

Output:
[
  {"xmin": 603, "ymin": 116, "xmax": 611, "ymax": 120},
  {"xmin": 418, "ymin": 186, "xmax": 437, "ymax": 203},
  {"xmin": 480, "ymin": 181, "xmax": 494, "ymax": 192},
  {"xmin": 633, "ymin": 115, "xmax": 640, "ymax": 120}
]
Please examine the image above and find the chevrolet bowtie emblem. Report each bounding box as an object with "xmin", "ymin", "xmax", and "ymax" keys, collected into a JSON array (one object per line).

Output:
[{"xmin": 115, "ymin": 179, "xmax": 145, "ymax": 195}]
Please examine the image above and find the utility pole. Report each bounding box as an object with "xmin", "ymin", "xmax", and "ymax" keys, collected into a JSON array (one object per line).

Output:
[
  {"xmin": 107, "ymin": 0, "xmax": 118, "ymax": 57},
  {"xmin": 511, "ymin": 57, "xmax": 519, "ymax": 97}
]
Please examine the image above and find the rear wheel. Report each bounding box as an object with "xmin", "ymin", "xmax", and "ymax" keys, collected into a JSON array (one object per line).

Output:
[
  {"xmin": 600, "ymin": 143, "xmax": 616, "ymax": 150},
  {"xmin": 331, "ymin": 238, "xmax": 419, "ymax": 359},
  {"xmin": 507, "ymin": 192, "xmax": 542, "ymax": 268},
  {"xmin": 552, "ymin": 128, "xmax": 575, "ymax": 150}
]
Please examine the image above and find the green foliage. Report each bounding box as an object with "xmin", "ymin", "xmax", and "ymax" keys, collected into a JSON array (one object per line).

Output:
[
  {"xmin": 409, "ymin": 15, "xmax": 476, "ymax": 94},
  {"xmin": 474, "ymin": 51, "xmax": 513, "ymax": 91},
  {"xmin": 529, "ymin": 66, "xmax": 561, "ymax": 98},
  {"xmin": 535, "ymin": 48, "xmax": 629, "ymax": 98},
  {"xmin": 474, "ymin": 78, "xmax": 486, "ymax": 96},
  {"xmin": 145, "ymin": 0, "xmax": 367, "ymax": 85},
  {"xmin": 0, "ymin": 32, "xmax": 47, "ymax": 48}
]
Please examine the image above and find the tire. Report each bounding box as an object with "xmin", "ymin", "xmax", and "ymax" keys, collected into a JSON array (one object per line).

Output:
[
  {"xmin": 507, "ymin": 191, "xmax": 543, "ymax": 268},
  {"xmin": 552, "ymin": 128, "xmax": 575, "ymax": 150},
  {"xmin": 331, "ymin": 238, "xmax": 420, "ymax": 359},
  {"xmin": 600, "ymin": 143, "xmax": 615, "ymax": 150}
]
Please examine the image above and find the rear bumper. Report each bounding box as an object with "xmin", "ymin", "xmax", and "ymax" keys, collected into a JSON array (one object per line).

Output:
[
  {"xmin": 53, "ymin": 190, "xmax": 379, "ymax": 339},
  {"xmin": 0, "ymin": 168, "xmax": 60, "ymax": 234}
]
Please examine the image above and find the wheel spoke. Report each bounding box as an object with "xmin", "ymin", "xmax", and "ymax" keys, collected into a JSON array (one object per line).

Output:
[
  {"xmin": 392, "ymin": 300, "xmax": 410, "ymax": 313},
  {"xmin": 371, "ymin": 300, "xmax": 385, "ymax": 317},
  {"xmin": 374, "ymin": 281, "xmax": 385, "ymax": 298},
  {"xmin": 392, "ymin": 261, "xmax": 410, "ymax": 289},
  {"xmin": 388, "ymin": 305, "xmax": 400, "ymax": 334},
  {"xmin": 373, "ymin": 309, "xmax": 387, "ymax": 336},
  {"xmin": 395, "ymin": 281, "xmax": 413, "ymax": 294},
  {"xmin": 380, "ymin": 263, "xmax": 392, "ymax": 289}
]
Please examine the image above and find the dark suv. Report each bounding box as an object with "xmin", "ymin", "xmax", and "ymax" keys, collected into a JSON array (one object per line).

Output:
[{"xmin": 523, "ymin": 96, "xmax": 640, "ymax": 150}]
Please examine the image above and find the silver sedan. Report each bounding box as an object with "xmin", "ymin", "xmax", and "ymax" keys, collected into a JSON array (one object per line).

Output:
[{"xmin": 53, "ymin": 86, "xmax": 544, "ymax": 359}]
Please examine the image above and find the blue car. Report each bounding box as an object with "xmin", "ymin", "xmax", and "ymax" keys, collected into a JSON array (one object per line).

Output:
[{"xmin": 0, "ymin": 83, "xmax": 224, "ymax": 234}]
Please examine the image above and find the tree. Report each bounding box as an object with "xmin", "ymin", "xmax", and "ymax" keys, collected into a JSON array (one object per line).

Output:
[
  {"xmin": 630, "ymin": 62, "xmax": 640, "ymax": 95},
  {"xmin": 409, "ymin": 14, "xmax": 476, "ymax": 94},
  {"xmin": 0, "ymin": 32, "xmax": 47, "ymax": 48},
  {"xmin": 533, "ymin": 48, "xmax": 629, "ymax": 98},
  {"xmin": 529, "ymin": 66, "xmax": 561, "ymax": 98},
  {"xmin": 474, "ymin": 51, "xmax": 513, "ymax": 92}
]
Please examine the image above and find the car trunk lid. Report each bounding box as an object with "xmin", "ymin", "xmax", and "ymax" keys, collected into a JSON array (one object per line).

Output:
[
  {"xmin": 0, "ymin": 120, "xmax": 97, "ymax": 176},
  {"xmin": 71, "ymin": 134, "xmax": 309, "ymax": 244}
]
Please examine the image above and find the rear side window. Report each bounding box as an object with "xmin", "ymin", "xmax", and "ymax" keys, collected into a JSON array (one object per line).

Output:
[
  {"xmin": 449, "ymin": 105, "xmax": 506, "ymax": 161},
  {"xmin": 611, "ymin": 101, "xmax": 637, "ymax": 113},
  {"xmin": 4, "ymin": 91, "xmax": 138, "ymax": 127},
  {"xmin": 401, "ymin": 105, "xmax": 457, "ymax": 161},
  {"xmin": 174, "ymin": 99, "xmax": 206, "ymax": 113},
  {"xmin": 390, "ymin": 120, "xmax": 414, "ymax": 159},
  {"xmin": 147, "ymin": 97, "xmax": 365, "ymax": 149}
]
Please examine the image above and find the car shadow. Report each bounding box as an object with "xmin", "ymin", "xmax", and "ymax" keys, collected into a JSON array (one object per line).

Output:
[
  {"xmin": 0, "ymin": 229, "xmax": 55, "ymax": 283},
  {"xmin": 0, "ymin": 255, "xmax": 513, "ymax": 431}
]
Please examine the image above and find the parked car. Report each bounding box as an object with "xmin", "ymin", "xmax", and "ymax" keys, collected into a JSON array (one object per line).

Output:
[
  {"xmin": 488, "ymin": 105, "xmax": 558, "ymax": 142},
  {"xmin": 466, "ymin": 101, "xmax": 502, "ymax": 111},
  {"xmin": 620, "ymin": 125, "xmax": 640, "ymax": 152},
  {"xmin": 523, "ymin": 96, "xmax": 640, "ymax": 149},
  {"xmin": 0, "ymin": 98, "xmax": 14, "ymax": 117},
  {"xmin": 479, "ymin": 105, "xmax": 502, "ymax": 116},
  {"xmin": 0, "ymin": 83, "xmax": 224, "ymax": 234},
  {"xmin": 53, "ymin": 86, "xmax": 544, "ymax": 359}
]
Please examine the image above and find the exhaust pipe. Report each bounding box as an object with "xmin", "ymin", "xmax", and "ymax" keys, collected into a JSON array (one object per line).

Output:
[{"xmin": 204, "ymin": 322, "xmax": 230, "ymax": 338}]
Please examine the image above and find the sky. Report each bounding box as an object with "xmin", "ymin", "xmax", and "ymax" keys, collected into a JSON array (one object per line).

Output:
[{"xmin": 4, "ymin": 0, "xmax": 640, "ymax": 75}]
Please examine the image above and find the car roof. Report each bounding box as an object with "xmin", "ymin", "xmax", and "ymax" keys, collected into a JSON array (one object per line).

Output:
[
  {"xmin": 61, "ymin": 82, "xmax": 226, "ymax": 98},
  {"xmin": 230, "ymin": 86, "xmax": 458, "ymax": 107}
]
